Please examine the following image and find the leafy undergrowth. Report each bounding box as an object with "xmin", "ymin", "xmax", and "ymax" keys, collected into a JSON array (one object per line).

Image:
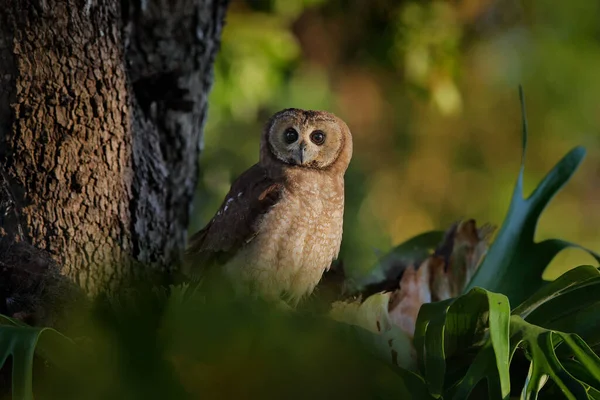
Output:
[
  {"xmin": 1, "ymin": 286, "xmax": 436, "ymax": 400},
  {"xmin": 2, "ymin": 88, "xmax": 600, "ymax": 399}
]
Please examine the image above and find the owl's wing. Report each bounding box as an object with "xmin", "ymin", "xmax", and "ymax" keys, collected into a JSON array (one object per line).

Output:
[{"xmin": 185, "ymin": 163, "xmax": 283, "ymax": 275}]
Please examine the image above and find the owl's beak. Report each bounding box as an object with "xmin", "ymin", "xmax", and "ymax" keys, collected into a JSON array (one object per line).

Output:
[{"xmin": 298, "ymin": 142, "xmax": 307, "ymax": 165}]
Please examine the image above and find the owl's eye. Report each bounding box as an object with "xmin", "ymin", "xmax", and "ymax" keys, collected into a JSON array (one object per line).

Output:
[
  {"xmin": 284, "ymin": 128, "xmax": 298, "ymax": 144},
  {"xmin": 310, "ymin": 130, "xmax": 326, "ymax": 145}
]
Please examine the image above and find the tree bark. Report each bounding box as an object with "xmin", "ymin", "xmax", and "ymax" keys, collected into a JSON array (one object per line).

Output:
[{"xmin": 0, "ymin": 0, "xmax": 229, "ymax": 297}]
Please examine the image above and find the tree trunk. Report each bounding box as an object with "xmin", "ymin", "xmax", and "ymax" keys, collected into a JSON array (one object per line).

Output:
[{"xmin": 0, "ymin": 0, "xmax": 229, "ymax": 296}]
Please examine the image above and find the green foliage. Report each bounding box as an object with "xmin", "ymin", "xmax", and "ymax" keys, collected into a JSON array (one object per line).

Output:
[
  {"xmin": 513, "ymin": 265, "xmax": 600, "ymax": 350},
  {"xmin": 465, "ymin": 88, "xmax": 600, "ymax": 305},
  {"xmin": 4, "ymin": 268, "xmax": 600, "ymax": 399},
  {"xmin": 0, "ymin": 315, "xmax": 74, "ymax": 400},
  {"xmin": 210, "ymin": 13, "xmax": 301, "ymax": 122},
  {"xmin": 159, "ymin": 284, "xmax": 429, "ymax": 399},
  {"xmin": 394, "ymin": 1, "xmax": 462, "ymax": 114},
  {"xmin": 412, "ymin": 266, "xmax": 600, "ymax": 399},
  {"xmin": 0, "ymin": 285, "xmax": 433, "ymax": 400},
  {"xmin": 415, "ymin": 288, "xmax": 511, "ymax": 398},
  {"xmin": 353, "ymin": 88, "xmax": 600, "ymax": 399}
]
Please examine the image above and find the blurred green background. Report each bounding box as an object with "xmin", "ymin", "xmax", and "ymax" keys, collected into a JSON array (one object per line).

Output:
[{"xmin": 190, "ymin": 0, "xmax": 600, "ymax": 281}]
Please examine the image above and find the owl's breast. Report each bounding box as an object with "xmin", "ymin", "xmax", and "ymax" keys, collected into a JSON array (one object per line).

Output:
[{"xmin": 225, "ymin": 184, "xmax": 344, "ymax": 303}]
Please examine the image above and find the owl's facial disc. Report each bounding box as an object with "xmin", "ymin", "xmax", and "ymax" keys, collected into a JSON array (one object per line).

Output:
[{"xmin": 264, "ymin": 110, "xmax": 349, "ymax": 170}]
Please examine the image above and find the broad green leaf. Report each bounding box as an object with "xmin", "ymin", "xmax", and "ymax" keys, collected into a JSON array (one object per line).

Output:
[
  {"xmin": 509, "ymin": 265, "xmax": 600, "ymax": 346},
  {"xmin": 486, "ymin": 291, "xmax": 511, "ymax": 397},
  {"xmin": 465, "ymin": 87, "xmax": 600, "ymax": 306},
  {"xmin": 415, "ymin": 298, "xmax": 454, "ymax": 385},
  {"xmin": 521, "ymin": 360, "xmax": 548, "ymax": 400},
  {"xmin": 588, "ymin": 387, "xmax": 600, "ymax": 400},
  {"xmin": 513, "ymin": 265, "xmax": 600, "ymax": 319},
  {"xmin": 536, "ymin": 332, "xmax": 587, "ymax": 399},
  {"xmin": 424, "ymin": 308, "xmax": 448, "ymax": 397},
  {"xmin": 415, "ymin": 289, "xmax": 511, "ymax": 398},
  {"xmin": 561, "ymin": 359, "xmax": 600, "ymax": 394},
  {"xmin": 450, "ymin": 345, "xmax": 498, "ymax": 399},
  {"xmin": 0, "ymin": 315, "xmax": 75, "ymax": 400},
  {"xmin": 443, "ymin": 289, "xmax": 511, "ymax": 396},
  {"xmin": 414, "ymin": 284, "xmax": 600, "ymax": 400},
  {"xmin": 551, "ymin": 303, "xmax": 600, "ymax": 349},
  {"xmin": 511, "ymin": 316, "xmax": 600, "ymax": 400},
  {"xmin": 524, "ymin": 279, "xmax": 600, "ymax": 345},
  {"xmin": 561, "ymin": 334, "xmax": 600, "ymax": 382},
  {"xmin": 445, "ymin": 290, "xmax": 511, "ymax": 399},
  {"xmin": 443, "ymin": 291, "xmax": 489, "ymax": 357},
  {"xmin": 455, "ymin": 316, "xmax": 600, "ymax": 400}
]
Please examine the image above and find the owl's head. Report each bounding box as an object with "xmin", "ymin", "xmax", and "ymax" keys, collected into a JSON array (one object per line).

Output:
[{"xmin": 260, "ymin": 108, "xmax": 353, "ymax": 172}]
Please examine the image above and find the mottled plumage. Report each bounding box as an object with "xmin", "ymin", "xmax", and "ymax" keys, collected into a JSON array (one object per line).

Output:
[{"xmin": 185, "ymin": 109, "xmax": 353, "ymax": 304}]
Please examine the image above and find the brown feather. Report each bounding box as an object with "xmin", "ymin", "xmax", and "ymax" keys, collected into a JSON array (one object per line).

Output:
[{"xmin": 185, "ymin": 164, "xmax": 284, "ymax": 277}]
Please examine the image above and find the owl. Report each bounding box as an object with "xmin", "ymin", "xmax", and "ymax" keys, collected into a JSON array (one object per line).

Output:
[{"xmin": 185, "ymin": 108, "xmax": 353, "ymax": 306}]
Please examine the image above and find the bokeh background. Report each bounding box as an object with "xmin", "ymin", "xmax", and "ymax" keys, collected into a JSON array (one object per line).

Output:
[{"xmin": 189, "ymin": 0, "xmax": 600, "ymax": 281}]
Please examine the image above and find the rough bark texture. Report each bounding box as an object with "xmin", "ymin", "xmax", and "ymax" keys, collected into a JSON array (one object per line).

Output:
[
  {"xmin": 124, "ymin": 0, "xmax": 227, "ymax": 271},
  {"xmin": 0, "ymin": 0, "xmax": 229, "ymax": 297}
]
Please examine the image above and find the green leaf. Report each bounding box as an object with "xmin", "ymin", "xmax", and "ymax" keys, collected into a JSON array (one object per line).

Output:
[
  {"xmin": 414, "ymin": 284, "xmax": 600, "ymax": 399},
  {"xmin": 561, "ymin": 359, "xmax": 600, "ymax": 392},
  {"xmin": 486, "ymin": 291, "xmax": 512, "ymax": 397},
  {"xmin": 510, "ymin": 265, "xmax": 600, "ymax": 347},
  {"xmin": 536, "ymin": 332, "xmax": 587, "ymax": 399},
  {"xmin": 511, "ymin": 317, "xmax": 600, "ymax": 400},
  {"xmin": 525, "ymin": 279, "xmax": 600, "ymax": 343},
  {"xmin": 415, "ymin": 289, "xmax": 511, "ymax": 398},
  {"xmin": 424, "ymin": 307, "xmax": 449, "ymax": 397},
  {"xmin": 465, "ymin": 87, "xmax": 600, "ymax": 306},
  {"xmin": 450, "ymin": 345, "xmax": 497, "ymax": 399},
  {"xmin": 561, "ymin": 334, "xmax": 600, "ymax": 383},
  {"xmin": 512, "ymin": 265, "xmax": 600, "ymax": 319},
  {"xmin": 0, "ymin": 315, "xmax": 75, "ymax": 400},
  {"xmin": 415, "ymin": 298, "xmax": 454, "ymax": 385}
]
